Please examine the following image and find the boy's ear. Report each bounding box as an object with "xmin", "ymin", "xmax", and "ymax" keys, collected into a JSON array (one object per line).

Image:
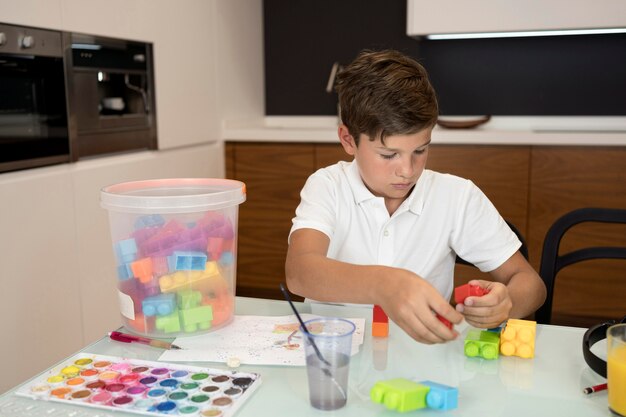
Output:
[{"xmin": 338, "ymin": 124, "xmax": 357, "ymax": 156}]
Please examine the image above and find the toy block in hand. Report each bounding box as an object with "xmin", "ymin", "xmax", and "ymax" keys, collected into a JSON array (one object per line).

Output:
[
  {"xmin": 454, "ymin": 283, "xmax": 489, "ymax": 304},
  {"xmin": 436, "ymin": 314, "xmax": 453, "ymax": 330}
]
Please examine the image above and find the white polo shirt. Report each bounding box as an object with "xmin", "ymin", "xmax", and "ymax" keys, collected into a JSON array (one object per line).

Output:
[{"xmin": 289, "ymin": 160, "xmax": 520, "ymax": 301}]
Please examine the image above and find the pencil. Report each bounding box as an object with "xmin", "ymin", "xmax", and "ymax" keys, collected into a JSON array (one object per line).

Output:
[{"xmin": 582, "ymin": 383, "xmax": 607, "ymax": 394}]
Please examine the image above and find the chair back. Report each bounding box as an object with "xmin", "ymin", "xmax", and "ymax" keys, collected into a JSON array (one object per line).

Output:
[
  {"xmin": 456, "ymin": 220, "xmax": 528, "ymax": 266},
  {"xmin": 535, "ymin": 207, "xmax": 626, "ymax": 324}
]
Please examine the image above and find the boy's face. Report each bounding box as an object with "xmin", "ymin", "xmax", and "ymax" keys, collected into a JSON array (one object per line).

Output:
[{"xmin": 339, "ymin": 125, "xmax": 432, "ymax": 213}]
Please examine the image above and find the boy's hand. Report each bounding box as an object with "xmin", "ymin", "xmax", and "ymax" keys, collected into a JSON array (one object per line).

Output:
[
  {"xmin": 379, "ymin": 270, "xmax": 463, "ymax": 344},
  {"xmin": 455, "ymin": 279, "xmax": 512, "ymax": 328}
]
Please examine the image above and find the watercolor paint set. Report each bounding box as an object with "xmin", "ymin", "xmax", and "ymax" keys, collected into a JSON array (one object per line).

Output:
[{"xmin": 15, "ymin": 353, "xmax": 261, "ymax": 417}]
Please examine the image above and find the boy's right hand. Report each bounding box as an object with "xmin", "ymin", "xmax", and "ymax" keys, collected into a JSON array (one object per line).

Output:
[{"xmin": 377, "ymin": 269, "xmax": 463, "ymax": 344}]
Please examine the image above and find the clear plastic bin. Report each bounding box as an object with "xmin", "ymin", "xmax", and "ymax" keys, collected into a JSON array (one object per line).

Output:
[{"xmin": 100, "ymin": 178, "xmax": 246, "ymax": 338}]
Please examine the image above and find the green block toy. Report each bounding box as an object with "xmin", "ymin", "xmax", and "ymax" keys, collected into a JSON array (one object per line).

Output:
[
  {"xmin": 180, "ymin": 305, "xmax": 213, "ymax": 332},
  {"xmin": 370, "ymin": 378, "xmax": 430, "ymax": 412},
  {"xmin": 155, "ymin": 311, "xmax": 181, "ymax": 333},
  {"xmin": 464, "ymin": 329, "xmax": 500, "ymax": 359},
  {"xmin": 177, "ymin": 289, "xmax": 202, "ymax": 310}
]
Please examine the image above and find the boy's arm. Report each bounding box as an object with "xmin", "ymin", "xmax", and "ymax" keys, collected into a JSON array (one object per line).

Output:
[
  {"xmin": 456, "ymin": 252, "xmax": 547, "ymax": 328},
  {"xmin": 285, "ymin": 228, "xmax": 464, "ymax": 344}
]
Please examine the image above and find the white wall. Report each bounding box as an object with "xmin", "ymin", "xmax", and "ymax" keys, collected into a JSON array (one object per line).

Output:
[{"xmin": 0, "ymin": 0, "xmax": 264, "ymax": 394}]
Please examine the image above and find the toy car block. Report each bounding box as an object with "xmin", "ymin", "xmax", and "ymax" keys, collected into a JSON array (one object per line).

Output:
[
  {"xmin": 454, "ymin": 283, "xmax": 489, "ymax": 305},
  {"xmin": 179, "ymin": 305, "xmax": 213, "ymax": 332},
  {"xmin": 419, "ymin": 380, "xmax": 458, "ymax": 411},
  {"xmin": 370, "ymin": 378, "xmax": 430, "ymax": 412},
  {"xmin": 134, "ymin": 214, "xmax": 165, "ymax": 230},
  {"xmin": 155, "ymin": 311, "xmax": 181, "ymax": 333},
  {"xmin": 114, "ymin": 238, "xmax": 137, "ymax": 263},
  {"xmin": 142, "ymin": 293, "xmax": 177, "ymax": 317},
  {"xmin": 500, "ymin": 319, "xmax": 536, "ymax": 358},
  {"xmin": 167, "ymin": 251, "xmax": 208, "ymax": 271},
  {"xmin": 436, "ymin": 314, "xmax": 453, "ymax": 330},
  {"xmin": 464, "ymin": 329, "xmax": 500, "ymax": 359},
  {"xmin": 177, "ymin": 289, "xmax": 202, "ymax": 310},
  {"xmin": 131, "ymin": 257, "xmax": 153, "ymax": 284}
]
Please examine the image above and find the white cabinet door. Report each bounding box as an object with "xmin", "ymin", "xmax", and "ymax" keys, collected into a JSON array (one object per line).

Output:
[
  {"xmin": 0, "ymin": 166, "xmax": 83, "ymax": 394},
  {"xmin": 407, "ymin": 0, "xmax": 626, "ymax": 37},
  {"xmin": 71, "ymin": 143, "xmax": 225, "ymax": 343}
]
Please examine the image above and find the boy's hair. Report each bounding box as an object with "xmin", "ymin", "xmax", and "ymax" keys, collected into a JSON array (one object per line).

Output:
[{"xmin": 335, "ymin": 49, "xmax": 438, "ymax": 145}]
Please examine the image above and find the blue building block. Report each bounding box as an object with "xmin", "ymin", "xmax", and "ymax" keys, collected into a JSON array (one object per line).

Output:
[
  {"xmin": 117, "ymin": 263, "xmax": 133, "ymax": 280},
  {"xmin": 167, "ymin": 251, "xmax": 207, "ymax": 271},
  {"xmin": 219, "ymin": 251, "xmax": 234, "ymax": 265},
  {"xmin": 142, "ymin": 293, "xmax": 177, "ymax": 317},
  {"xmin": 114, "ymin": 238, "xmax": 137, "ymax": 263},
  {"xmin": 134, "ymin": 214, "xmax": 165, "ymax": 229},
  {"xmin": 419, "ymin": 380, "xmax": 458, "ymax": 411}
]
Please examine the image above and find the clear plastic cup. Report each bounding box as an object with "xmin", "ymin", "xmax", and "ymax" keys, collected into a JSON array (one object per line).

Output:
[
  {"xmin": 303, "ymin": 317, "xmax": 355, "ymax": 410},
  {"xmin": 100, "ymin": 178, "xmax": 245, "ymax": 338}
]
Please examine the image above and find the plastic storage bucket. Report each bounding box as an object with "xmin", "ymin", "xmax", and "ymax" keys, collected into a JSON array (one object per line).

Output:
[{"xmin": 100, "ymin": 178, "xmax": 246, "ymax": 338}]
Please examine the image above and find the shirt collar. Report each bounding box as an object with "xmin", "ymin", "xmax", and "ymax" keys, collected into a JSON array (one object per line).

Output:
[{"xmin": 345, "ymin": 160, "xmax": 428, "ymax": 215}]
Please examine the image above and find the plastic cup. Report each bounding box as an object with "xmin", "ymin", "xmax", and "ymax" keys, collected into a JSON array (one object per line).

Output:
[
  {"xmin": 101, "ymin": 178, "xmax": 245, "ymax": 338},
  {"xmin": 608, "ymin": 323, "xmax": 626, "ymax": 416},
  {"xmin": 303, "ymin": 317, "xmax": 355, "ymax": 410}
]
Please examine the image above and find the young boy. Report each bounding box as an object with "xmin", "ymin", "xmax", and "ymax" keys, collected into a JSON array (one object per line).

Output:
[{"xmin": 285, "ymin": 50, "xmax": 546, "ymax": 344}]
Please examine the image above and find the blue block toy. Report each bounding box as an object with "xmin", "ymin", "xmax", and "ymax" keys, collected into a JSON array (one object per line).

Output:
[
  {"xmin": 219, "ymin": 251, "xmax": 234, "ymax": 265},
  {"xmin": 142, "ymin": 293, "xmax": 177, "ymax": 317},
  {"xmin": 114, "ymin": 238, "xmax": 137, "ymax": 263},
  {"xmin": 419, "ymin": 380, "xmax": 458, "ymax": 411},
  {"xmin": 167, "ymin": 251, "xmax": 207, "ymax": 271},
  {"xmin": 116, "ymin": 263, "xmax": 133, "ymax": 280},
  {"xmin": 134, "ymin": 214, "xmax": 165, "ymax": 229}
]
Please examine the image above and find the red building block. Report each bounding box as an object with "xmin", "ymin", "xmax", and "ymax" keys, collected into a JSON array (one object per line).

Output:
[
  {"xmin": 436, "ymin": 314, "xmax": 453, "ymax": 330},
  {"xmin": 454, "ymin": 283, "xmax": 489, "ymax": 305}
]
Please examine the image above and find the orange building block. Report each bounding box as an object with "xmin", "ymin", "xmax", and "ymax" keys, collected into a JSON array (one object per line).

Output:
[
  {"xmin": 131, "ymin": 257, "xmax": 153, "ymax": 284},
  {"xmin": 372, "ymin": 322, "xmax": 389, "ymax": 338}
]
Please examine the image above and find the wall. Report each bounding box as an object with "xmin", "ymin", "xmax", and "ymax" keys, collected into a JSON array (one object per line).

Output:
[{"xmin": 0, "ymin": 0, "xmax": 265, "ymax": 393}]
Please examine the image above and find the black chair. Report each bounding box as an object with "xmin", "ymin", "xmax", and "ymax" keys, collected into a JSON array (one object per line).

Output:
[
  {"xmin": 535, "ymin": 207, "xmax": 626, "ymax": 324},
  {"xmin": 456, "ymin": 220, "xmax": 529, "ymax": 266}
]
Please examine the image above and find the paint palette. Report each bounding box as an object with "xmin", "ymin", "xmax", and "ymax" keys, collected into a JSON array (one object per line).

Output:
[{"xmin": 16, "ymin": 353, "xmax": 261, "ymax": 417}]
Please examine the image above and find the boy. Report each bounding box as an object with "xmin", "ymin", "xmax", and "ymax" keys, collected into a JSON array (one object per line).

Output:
[{"xmin": 285, "ymin": 50, "xmax": 546, "ymax": 344}]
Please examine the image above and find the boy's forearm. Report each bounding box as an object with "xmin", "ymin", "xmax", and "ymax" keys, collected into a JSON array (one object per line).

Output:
[
  {"xmin": 506, "ymin": 271, "xmax": 547, "ymax": 319},
  {"xmin": 285, "ymin": 253, "xmax": 389, "ymax": 304}
]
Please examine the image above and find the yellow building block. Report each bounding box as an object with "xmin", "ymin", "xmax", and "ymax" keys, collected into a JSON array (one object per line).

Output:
[
  {"xmin": 500, "ymin": 319, "xmax": 536, "ymax": 358},
  {"xmin": 159, "ymin": 261, "xmax": 222, "ymax": 293}
]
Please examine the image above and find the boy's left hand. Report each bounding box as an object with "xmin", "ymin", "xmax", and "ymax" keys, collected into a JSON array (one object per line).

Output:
[{"xmin": 455, "ymin": 280, "xmax": 512, "ymax": 328}]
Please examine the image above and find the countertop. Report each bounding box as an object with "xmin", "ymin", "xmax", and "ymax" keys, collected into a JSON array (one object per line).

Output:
[{"xmin": 222, "ymin": 116, "xmax": 626, "ymax": 146}]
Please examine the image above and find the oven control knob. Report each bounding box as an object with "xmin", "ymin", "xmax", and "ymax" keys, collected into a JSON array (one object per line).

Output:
[
  {"xmin": 21, "ymin": 35, "xmax": 35, "ymax": 49},
  {"xmin": 0, "ymin": 32, "xmax": 6, "ymax": 46}
]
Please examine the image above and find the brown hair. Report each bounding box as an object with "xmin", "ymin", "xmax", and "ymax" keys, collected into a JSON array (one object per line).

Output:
[{"xmin": 335, "ymin": 49, "xmax": 438, "ymax": 145}]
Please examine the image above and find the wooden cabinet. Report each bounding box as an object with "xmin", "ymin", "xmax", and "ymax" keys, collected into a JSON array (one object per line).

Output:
[{"xmin": 226, "ymin": 141, "xmax": 626, "ymax": 326}]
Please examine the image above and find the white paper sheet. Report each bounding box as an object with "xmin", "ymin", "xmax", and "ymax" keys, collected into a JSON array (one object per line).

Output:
[{"xmin": 159, "ymin": 314, "xmax": 365, "ymax": 366}]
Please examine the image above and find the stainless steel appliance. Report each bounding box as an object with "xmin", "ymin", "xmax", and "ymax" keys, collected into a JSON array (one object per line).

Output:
[
  {"xmin": 0, "ymin": 23, "xmax": 70, "ymax": 173},
  {"xmin": 65, "ymin": 33, "xmax": 157, "ymax": 160}
]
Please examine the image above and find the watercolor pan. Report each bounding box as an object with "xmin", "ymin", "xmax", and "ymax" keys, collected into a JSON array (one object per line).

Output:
[{"xmin": 16, "ymin": 353, "xmax": 261, "ymax": 417}]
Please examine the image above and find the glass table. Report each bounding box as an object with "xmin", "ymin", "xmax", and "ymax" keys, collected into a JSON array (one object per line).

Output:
[{"xmin": 0, "ymin": 296, "xmax": 611, "ymax": 416}]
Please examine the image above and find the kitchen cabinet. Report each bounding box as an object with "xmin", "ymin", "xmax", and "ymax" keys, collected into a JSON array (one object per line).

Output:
[
  {"xmin": 407, "ymin": 0, "xmax": 626, "ymax": 37},
  {"xmin": 0, "ymin": 142, "xmax": 224, "ymax": 394},
  {"xmin": 226, "ymin": 141, "xmax": 626, "ymax": 327}
]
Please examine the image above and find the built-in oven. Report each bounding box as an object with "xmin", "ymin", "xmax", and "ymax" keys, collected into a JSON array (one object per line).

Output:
[
  {"xmin": 65, "ymin": 33, "xmax": 157, "ymax": 160},
  {"xmin": 0, "ymin": 23, "xmax": 70, "ymax": 173}
]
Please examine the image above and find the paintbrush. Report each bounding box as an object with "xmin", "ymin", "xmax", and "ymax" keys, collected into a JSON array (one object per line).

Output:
[{"xmin": 279, "ymin": 283, "xmax": 346, "ymax": 399}]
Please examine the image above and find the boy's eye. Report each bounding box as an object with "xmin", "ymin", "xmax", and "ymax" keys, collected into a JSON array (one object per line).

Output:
[
  {"xmin": 414, "ymin": 149, "xmax": 426, "ymax": 155},
  {"xmin": 381, "ymin": 153, "xmax": 396, "ymax": 160}
]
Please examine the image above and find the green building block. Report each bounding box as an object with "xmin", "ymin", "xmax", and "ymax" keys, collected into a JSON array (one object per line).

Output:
[
  {"xmin": 180, "ymin": 305, "xmax": 213, "ymax": 332},
  {"xmin": 155, "ymin": 311, "xmax": 181, "ymax": 333},
  {"xmin": 464, "ymin": 329, "xmax": 500, "ymax": 359},
  {"xmin": 177, "ymin": 289, "xmax": 202, "ymax": 309},
  {"xmin": 370, "ymin": 378, "xmax": 430, "ymax": 412}
]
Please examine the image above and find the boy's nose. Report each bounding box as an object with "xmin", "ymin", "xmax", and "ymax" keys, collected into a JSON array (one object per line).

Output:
[{"xmin": 395, "ymin": 158, "xmax": 414, "ymax": 178}]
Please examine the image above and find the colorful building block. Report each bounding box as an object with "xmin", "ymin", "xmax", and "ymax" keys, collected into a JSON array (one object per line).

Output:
[
  {"xmin": 464, "ymin": 329, "xmax": 500, "ymax": 359},
  {"xmin": 117, "ymin": 263, "xmax": 133, "ymax": 280},
  {"xmin": 155, "ymin": 311, "xmax": 181, "ymax": 333},
  {"xmin": 370, "ymin": 378, "xmax": 429, "ymax": 412},
  {"xmin": 419, "ymin": 380, "xmax": 458, "ymax": 411},
  {"xmin": 131, "ymin": 257, "xmax": 153, "ymax": 284},
  {"xmin": 114, "ymin": 238, "xmax": 137, "ymax": 263},
  {"xmin": 167, "ymin": 251, "xmax": 207, "ymax": 271},
  {"xmin": 454, "ymin": 283, "xmax": 489, "ymax": 305},
  {"xmin": 436, "ymin": 314, "xmax": 453, "ymax": 330},
  {"xmin": 500, "ymin": 319, "xmax": 536, "ymax": 358},
  {"xmin": 142, "ymin": 293, "xmax": 177, "ymax": 317},
  {"xmin": 177, "ymin": 290, "xmax": 202, "ymax": 310},
  {"xmin": 159, "ymin": 261, "xmax": 222, "ymax": 293},
  {"xmin": 179, "ymin": 305, "xmax": 213, "ymax": 332},
  {"xmin": 373, "ymin": 305, "xmax": 389, "ymax": 338},
  {"xmin": 134, "ymin": 214, "xmax": 165, "ymax": 229}
]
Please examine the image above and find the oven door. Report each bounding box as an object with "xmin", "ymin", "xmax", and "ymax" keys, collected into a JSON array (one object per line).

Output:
[{"xmin": 0, "ymin": 24, "xmax": 69, "ymax": 174}]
